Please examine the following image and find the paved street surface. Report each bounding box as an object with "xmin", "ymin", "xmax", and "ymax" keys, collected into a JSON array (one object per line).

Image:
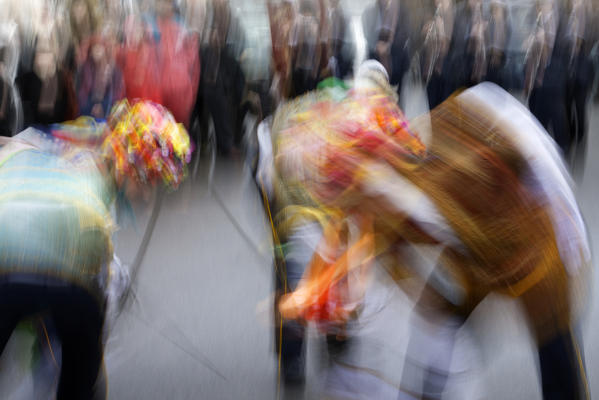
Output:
[{"xmin": 1, "ymin": 89, "xmax": 599, "ymax": 399}]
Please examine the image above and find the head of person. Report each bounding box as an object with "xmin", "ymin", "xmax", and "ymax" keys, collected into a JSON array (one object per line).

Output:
[
  {"xmin": 85, "ymin": 34, "xmax": 112, "ymax": 67},
  {"xmin": 156, "ymin": 0, "xmax": 176, "ymax": 18},
  {"xmin": 537, "ymin": 0, "xmax": 556, "ymax": 15},
  {"xmin": 468, "ymin": 0, "xmax": 482, "ymax": 11},
  {"xmin": 355, "ymin": 60, "xmax": 395, "ymax": 98},
  {"xmin": 282, "ymin": 0, "xmax": 295, "ymax": 19},
  {"xmin": 71, "ymin": 0, "xmax": 95, "ymax": 36},
  {"xmin": 298, "ymin": 0, "xmax": 317, "ymax": 16},
  {"xmin": 123, "ymin": 15, "xmax": 147, "ymax": 47},
  {"xmin": 213, "ymin": 0, "xmax": 231, "ymax": 16},
  {"xmin": 33, "ymin": 40, "xmax": 58, "ymax": 80},
  {"xmin": 490, "ymin": 0, "xmax": 507, "ymax": 19},
  {"xmin": 376, "ymin": 0, "xmax": 393, "ymax": 10}
]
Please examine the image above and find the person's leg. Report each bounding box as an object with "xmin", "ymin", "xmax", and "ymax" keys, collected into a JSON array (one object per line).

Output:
[
  {"xmin": 551, "ymin": 99, "xmax": 572, "ymax": 157},
  {"xmin": 574, "ymin": 61, "xmax": 592, "ymax": 145},
  {"xmin": 398, "ymin": 283, "xmax": 469, "ymax": 400},
  {"xmin": 521, "ymin": 265, "xmax": 589, "ymax": 400},
  {"xmin": 426, "ymin": 73, "xmax": 443, "ymax": 110},
  {"xmin": 52, "ymin": 285, "xmax": 105, "ymax": 400},
  {"xmin": 0, "ymin": 300, "xmax": 20, "ymax": 355},
  {"xmin": 276, "ymin": 222, "xmax": 323, "ymax": 385},
  {"xmin": 537, "ymin": 330, "xmax": 588, "ymax": 400},
  {"xmin": 0, "ymin": 282, "xmax": 40, "ymax": 352},
  {"xmin": 204, "ymin": 83, "xmax": 234, "ymax": 156},
  {"xmin": 571, "ymin": 68, "xmax": 592, "ymax": 177}
]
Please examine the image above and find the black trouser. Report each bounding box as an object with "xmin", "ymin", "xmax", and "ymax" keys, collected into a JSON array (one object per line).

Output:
[
  {"xmin": 201, "ymin": 81, "xmax": 235, "ymax": 156},
  {"xmin": 487, "ymin": 55, "xmax": 508, "ymax": 90},
  {"xmin": 528, "ymin": 59, "xmax": 571, "ymax": 155},
  {"xmin": 0, "ymin": 278, "xmax": 105, "ymax": 400},
  {"xmin": 274, "ymin": 254, "xmax": 308, "ymax": 384},
  {"xmin": 539, "ymin": 330, "xmax": 588, "ymax": 400},
  {"xmin": 426, "ymin": 71, "xmax": 447, "ymax": 111},
  {"xmin": 291, "ymin": 68, "xmax": 318, "ymax": 99},
  {"xmin": 567, "ymin": 56, "xmax": 595, "ymax": 146},
  {"xmin": 529, "ymin": 85, "xmax": 571, "ymax": 155}
]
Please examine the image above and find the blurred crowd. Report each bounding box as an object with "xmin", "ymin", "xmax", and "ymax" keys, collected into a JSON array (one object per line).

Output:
[
  {"xmin": 0, "ymin": 0, "xmax": 598, "ymax": 160},
  {"xmin": 0, "ymin": 1, "xmax": 597, "ymax": 399}
]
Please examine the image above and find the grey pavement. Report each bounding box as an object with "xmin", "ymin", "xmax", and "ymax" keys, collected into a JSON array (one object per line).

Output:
[{"xmin": 1, "ymin": 96, "xmax": 599, "ymax": 399}]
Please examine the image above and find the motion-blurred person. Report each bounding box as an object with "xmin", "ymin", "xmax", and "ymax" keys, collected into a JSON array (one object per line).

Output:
[
  {"xmin": 420, "ymin": 0, "xmax": 455, "ymax": 109},
  {"xmin": 446, "ymin": 0, "xmax": 487, "ymax": 93},
  {"xmin": 76, "ymin": 35, "xmax": 125, "ymax": 119},
  {"xmin": 328, "ymin": 0, "xmax": 355, "ymax": 80},
  {"xmin": 525, "ymin": 0, "xmax": 571, "ymax": 156},
  {"xmin": 0, "ymin": 22, "xmax": 21, "ymax": 136},
  {"xmin": 198, "ymin": 0, "xmax": 246, "ymax": 156},
  {"xmin": 288, "ymin": 0, "xmax": 328, "ymax": 97},
  {"xmin": 69, "ymin": 0, "xmax": 100, "ymax": 68},
  {"xmin": 486, "ymin": 0, "xmax": 511, "ymax": 89},
  {"xmin": 268, "ymin": 0, "xmax": 296, "ymax": 103},
  {"xmin": 255, "ymin": 78, "xmax": 353, "ymax": 389},
  {"xmin": 118, "ymin": 15, "xmax": 163, "ymax": 104},
  {"xmin": 564, "ymin": 0, "xmax": 597, "ymax": 170},
  {"xmin": 155, "ymin": 0, "xmax": 200, "ymax": 129},
  {"xmin": 0, "ymin": 96, "xmax": 193, "ymax": 399},
  {"xmin": 362, "ymin": 0, "xmax": 412, "ymax": 99},
  {"xmin": 0, "ymin": 130, "xmax": 114, "ymax": 399},
  {"xmin": 18, "ymin": 39, "xmax": 78, "ymax": 128},
  {"xmin": 275, "ymin": 61, "xmax": 591, "ymax": 400}
]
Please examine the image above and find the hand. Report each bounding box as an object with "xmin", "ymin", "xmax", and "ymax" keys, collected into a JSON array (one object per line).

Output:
[{"xmin": 278, "ymin": 290, "xmax": 307, "ymax": 321}]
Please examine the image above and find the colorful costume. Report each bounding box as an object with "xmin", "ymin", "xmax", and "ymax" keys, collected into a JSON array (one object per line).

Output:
[
  {"xmin": 272, "ymin": 66, "xmax": 590, "ymax": 398},
  {"xmin": 0, "ymin": 100, "xmax": 192, "ymax": 399}
]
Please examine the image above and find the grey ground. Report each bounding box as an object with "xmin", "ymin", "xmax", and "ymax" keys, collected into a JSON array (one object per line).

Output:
[{"xmin": 1, "ymin": 85, "xmax": 599, "ymax": 399}]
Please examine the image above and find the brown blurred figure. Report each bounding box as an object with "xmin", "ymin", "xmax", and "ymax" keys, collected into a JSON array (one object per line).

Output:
[{"xmin": 268, "ymin": 0, "xmax": 296, "ymax": 102}]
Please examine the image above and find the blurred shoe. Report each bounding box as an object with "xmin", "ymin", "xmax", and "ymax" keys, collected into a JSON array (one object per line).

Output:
[{"xmin": 282, "ymin": 357, "xmax": 306, "ymax": 386}]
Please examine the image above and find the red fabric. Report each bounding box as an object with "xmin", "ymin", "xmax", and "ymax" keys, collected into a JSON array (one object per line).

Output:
[
  {"xmin": 156, "ymin": 18, "xmax": 200, "ymax": 129},
  {"xmin": 118, "ymin": 41, "xmax": 163, "ymax": 104}
]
